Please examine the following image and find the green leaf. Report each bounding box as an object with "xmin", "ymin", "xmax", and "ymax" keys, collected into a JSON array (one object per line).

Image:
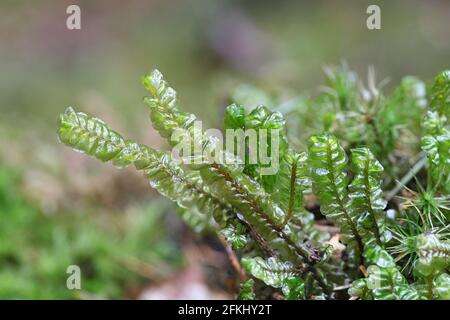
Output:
[
  {"xmin": 224, "ymin": 103, "xmax": 246, "ymax": 130},
  {"xmin": 422, "ymin": 70, "xmax": 450, "ymax": 192},
  {"xmin": 276, "ymin": 152, "xmax": 308, "ymax": 224},
  {"xmin": 242, "ymin": 256, "xmax": 297, "ymax": 288},
  {"xmin": 322, "ymin": 64, "xmax": 359, "ymax": 111},
  {"xmin": 199, "ymin": 164, "xmax": 317, "ymax": 264},
  {"xmin": 349, "ymin": 147, "xmax": 387, "ymax": 245},
  {"xmin": 219, "ymin": 221, "xmax": 248, "ymax": 250},
  {"xmin": 434, "ymin": 273, "xmax": 450, "ymax": 300},
  {"xmin": 58, "ymin": 107, "xmax": 127, "ymax": 162},
  {"xmin": 281, "ymin": 276, "xmax": 305, "ymax": 300},
  {"xmin": 240, "ymin": 105, "xmax": 289, "ymax": 193},
  {"xmin": 142, "ymin": 70, "xmax": 322, "ymax": 268},
  {"xmin": 351, "ymin": 248, "xmax": 418, "ymax": 300},
  {"xmin": 421, "ymin": 127, "xmax": 450, "ymax": 192},
  {"xmin": 430, "ymin": 70, "xmax": 450, "ymax": 119},
  {"xmin": 414, "ymin": 234, "xmax": 450, "ymax": 277},
  {"xmin": 377, "ymin": 76, "xmax": 427, "ymax": 156},
  {"xmin": 237, "ymin": 279, "xmax": 256, "ymax": 300},
  {"xmin": 364, "ymin": 246, "xmax": 396, "ymax": 268},
  {"xmin": 57, "ymin": 108, "xmax": 234, "ymax": 231},
  {"xmin": 143, "ymin": 69, "xmax": 196, "ymax": 140},
  {"xmin": 365, "ymin": 265, "xmax": 419, "ymax": 300},
  {"xmin": 308, "ymin": 133, "xmax": 364, "ymax": 256},
  {"xmin": 274, "ymin": 151, "xmax": 329, "ymax": 243},
  {"xmin": 348, "ymin": 278, "xmax": 372, "ymax": 299}
]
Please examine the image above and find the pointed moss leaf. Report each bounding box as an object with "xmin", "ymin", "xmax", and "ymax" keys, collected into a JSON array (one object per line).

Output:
[
  {"xmin": 322, "ymin": 64, "xmax": 359, "ymax": 111},
  {"xmin": 376, "ymin": 76, "xmax": 427, "ymax": 157},
  {"xmin": 421, "ymin": 128, "xmax": 450, "ymax": 192}
]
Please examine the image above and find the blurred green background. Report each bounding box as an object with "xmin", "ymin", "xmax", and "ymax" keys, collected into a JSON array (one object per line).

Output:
[{"xmin": 0, "ymin": 0, "xmax": 449, "ymax": 298}]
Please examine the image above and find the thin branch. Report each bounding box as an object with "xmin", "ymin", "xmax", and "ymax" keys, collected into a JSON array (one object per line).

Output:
[{"xmin": 386, "ymin": 153, "xmax": 427, "ymax": 201}]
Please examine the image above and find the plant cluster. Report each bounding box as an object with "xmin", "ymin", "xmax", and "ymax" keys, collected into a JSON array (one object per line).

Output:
[{"xmin": 57, "ymin": 67, "xmax": 449, "ymax": 299}]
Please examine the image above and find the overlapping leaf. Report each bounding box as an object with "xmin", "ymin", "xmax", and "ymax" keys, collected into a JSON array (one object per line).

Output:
[
  {"xmin": 349, "ymin": 147, "xmax": 387, "ymax": 245},
  {"xmin": 308, "ymin": 133, "xmax": 364, "ymax": 257},
  {"xmin": 242, "ymin": 256, "xmax": 298, "ymax": 288}
]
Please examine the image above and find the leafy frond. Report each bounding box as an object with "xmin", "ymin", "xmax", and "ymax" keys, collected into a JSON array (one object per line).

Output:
[
  {"xmin": 421, "ymin": 70, "xmax": 450, "ymax": 193},
  {"xmin": 308, "ymin": 133, "xmax": 365, "ymax": 259},
  {"xmin": 57, "ymin": 67, "xmax": 450, "ymax": 300},
  {"xmin": 58, "ymin": 108, "xmax": 233, "ymax": 226},
  {"xmin": 348, "ymin": 147, "xmax": 387, "ymax": 245},
  {"xmin": 142, "ymin": 69, "xmax": 323, "ymax": 266},
  {"xmin": 349, "ymin": 246, "xmax": 419, "ymax": 300}
]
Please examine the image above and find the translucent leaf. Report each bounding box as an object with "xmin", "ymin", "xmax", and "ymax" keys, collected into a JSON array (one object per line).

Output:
[
  {"xmin": 57, "ymin": 108, "xmax": 234, "ymax": 232},
  {"xmin": 281, "ymin": 276, "xmax": 306, "ymax": 300},
  {"xmin": 219, "ymin": 221, "xmax": 248, "ymax": 250},
  {"xmin": 142, "ymin": 70, "xmax": 322, "ymax": 269},
  {"xmin": 224, "ymin": 103, "xmax": 246, "ymax": 130},
  {"xmin": 232, "ymin": 105, "xmax": 290, "ymax": 193},
  {"xmin": 349, "ymin": 147, "xmax": 387, "ymax": 245},
  {"xmin": 348, "ymin": 278, "xmax": 372, "ymax": 299},
  {"xmin": 350, "ymin": 247, "xmax": 418, "ymax": 300},
  {"xmin": 143, "ymin": 69, "xmax": 196, "ymax": 140},
  {"xmin": 434, "ymin": 273, "xmax": 450, "ymax": 300},
  {"xmin": 365, "ymin": 266, "xmax": 419, "ymax": 300},
  {"xmin": 363, "ymin": 246, "xmax": 396, "ymax": 268},
  {"xmin": 275, "ymin": 151, "xmax": 328, "ymax": 243},
  {"xmin": 308, "ymin": 133, "xmax": 364, "ymax": 256},
  {"xmin": 242, "ymin": 256, "xmax": 297, "ymax": 288},
  {"xmin": 237, "ymin": 279, "xmax": 255, "ymax": 300},
  {"xmin": 414, "ymin": 234, "xmax": 450, "ymax": 277},
  {"xmin": 421, "ymin": 70, "xmax": 450, "ymax": 192},
  {"xmin": 58, "ymin": 107, "xmax": 126, "ymax": 162}
]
